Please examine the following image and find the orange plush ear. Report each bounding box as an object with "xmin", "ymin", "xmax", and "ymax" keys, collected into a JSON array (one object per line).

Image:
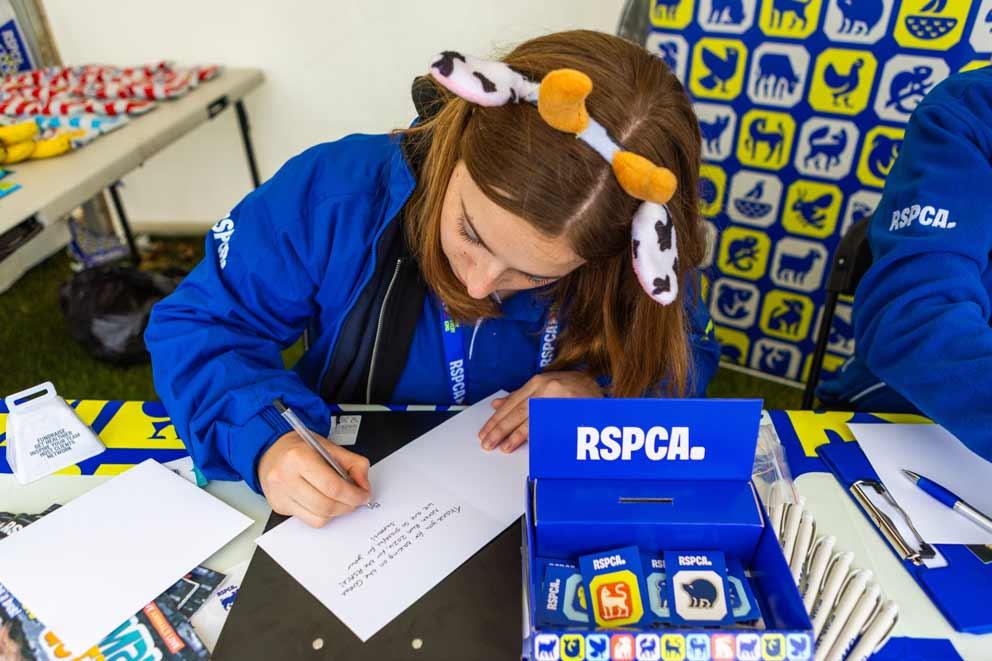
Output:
[
  {"xmin": 611, "ymin": 151, "xmax": 678, "ymax": 205},
  {"xmin": 537, "ymin": 69, "xmax": 592, "ymax": 135}
]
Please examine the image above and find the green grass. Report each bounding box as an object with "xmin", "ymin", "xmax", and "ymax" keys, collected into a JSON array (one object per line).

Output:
[
  {"xmin": 0, "ymin": 238, "xmax": 206, "ymax": 401},
  {"xmin": 0, "ymin": 238, "xmax": 800, "ymax": 408}
]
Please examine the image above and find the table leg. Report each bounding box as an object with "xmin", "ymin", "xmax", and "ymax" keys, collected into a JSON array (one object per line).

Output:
[
  {"xmin": 108, "ymin": 183, "xmax": 141, "ymax": 266},
  {"xmin": 235, "ymin": 100, "xmax": 262, "ymax": 189},
  {"xmin": 802, "ymin": 291, "xmax": 838, "ymax": 409}
]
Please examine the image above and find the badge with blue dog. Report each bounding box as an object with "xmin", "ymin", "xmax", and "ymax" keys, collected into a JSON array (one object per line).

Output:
[{"xmin": 664, "ymin": 550, "xmax": 733, "ymax": 626}]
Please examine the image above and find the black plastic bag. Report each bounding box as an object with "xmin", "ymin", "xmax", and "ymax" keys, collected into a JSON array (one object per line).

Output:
[{"xmin": 59, "ymin": 265, "xmax": 185, "ymax": 365}]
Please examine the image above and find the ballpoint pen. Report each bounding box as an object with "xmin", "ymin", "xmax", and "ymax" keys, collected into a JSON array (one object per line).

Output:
[
  {"xmin": 781, "ymin": 497, "xmax": 807, "ymax": 561},
  {"xmin": 901, "ymin": 469, "xmax": 992, "ymax": 534},
  {"xmin": 812, "ymin": 551, "xmax": 854, "ymax": 637},
  {"xmin": 846, "ymin": 600, "xmax": 899, "ymax": 661},
  {"xmin": 823, "ymin": 582, "xmax": 881, "ymax": 661},
  {"xmin": 274, "ymin": 398, "xmax": 373, "ymax": 508},
  {"xmin": 802, "ymin": 535, "xmax": 836, "ymax": 612},
  {"xmin": 790, "ymin": 510, "xmax": 815, "ymax": 585},
  {"xmin": 816, "ymin": 568, "xmax": 873, "ymax": 655},
  {"xmin": 768, "ymin": 482, "xmax": 787, "ymax": 539}
]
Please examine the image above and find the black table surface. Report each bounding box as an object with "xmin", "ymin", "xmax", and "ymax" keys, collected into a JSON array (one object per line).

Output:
[{"xmin": 213, "ymin": 411, "xmax": 526, "ymax": 661}]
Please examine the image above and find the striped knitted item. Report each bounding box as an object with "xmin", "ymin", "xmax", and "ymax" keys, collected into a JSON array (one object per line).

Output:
[{"xmin": 0, "ymin": 63, "xmax": 220, "ymax": 117}]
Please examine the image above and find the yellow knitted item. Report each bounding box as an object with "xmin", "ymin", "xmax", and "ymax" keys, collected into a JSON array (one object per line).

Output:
[
  {"xmin": 0, "ymin": 120, "xmax": 38, "ymax": 146},
  {"xmin": 2, "ymin": 140, "xmax": 35, "ymax": 164},
  {"xmin": 538, "ymin": 69, "xmax": 591, "ymax": 135},
  {"xmin": 611, "ymin": 151, "xmax": 677, "ymax": 205},
  {"xmin": 30, "ymin": 131, "xmax": 81, "ymax": 159}
]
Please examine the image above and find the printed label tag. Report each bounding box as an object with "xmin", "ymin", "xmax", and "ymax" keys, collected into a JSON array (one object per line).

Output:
[{"xmin": 330, "ymin": 415, "xmax": 361, "ymax": 446}]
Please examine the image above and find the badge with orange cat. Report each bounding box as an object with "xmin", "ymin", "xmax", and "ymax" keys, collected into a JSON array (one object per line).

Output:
[{"xmin": 578, "ymin": 546, "xmax": 650, "ymax": 627}]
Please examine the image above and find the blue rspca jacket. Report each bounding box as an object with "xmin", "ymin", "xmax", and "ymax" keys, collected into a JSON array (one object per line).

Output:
[
  {"xmin": 146, "ymin": 132, "xmax": 719, "ymax": 493},
  {"xmin": 819, "ymin": 67, "xmax": 992, "ymax": 461}
]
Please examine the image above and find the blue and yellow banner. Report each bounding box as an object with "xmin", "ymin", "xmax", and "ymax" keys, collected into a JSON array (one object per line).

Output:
[{"xmin": 648, "ymin": 0, "xmax": 991, "ymax": 383}]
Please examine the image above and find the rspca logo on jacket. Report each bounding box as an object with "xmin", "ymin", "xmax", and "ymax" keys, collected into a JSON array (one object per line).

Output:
[
  {"xmin": 211, "ymin": 216, "xmax": 236, "ymax": 269},
  {"xmin": 576, "ymin": 426, "xmax": 705, "ymax": 461},
  {"xmin": 889, "ymin": 203, "xmax": 956, "ymax": 231}
]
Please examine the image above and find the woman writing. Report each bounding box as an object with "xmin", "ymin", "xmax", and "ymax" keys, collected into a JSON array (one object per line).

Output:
[{"xmin": 146, "ymin": 30, "xmax": 719, "ymax": 527}]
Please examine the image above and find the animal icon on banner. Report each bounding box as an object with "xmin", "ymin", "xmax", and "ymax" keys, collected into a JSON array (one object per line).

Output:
[{"xmin": 649, "ymin": 0, "xmax": 988, "ymax": 383}]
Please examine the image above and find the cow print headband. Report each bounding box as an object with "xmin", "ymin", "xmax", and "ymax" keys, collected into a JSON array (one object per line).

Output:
[{"xmin": 429, "ymin": 50, "xmax": 681, "ymax": 306}]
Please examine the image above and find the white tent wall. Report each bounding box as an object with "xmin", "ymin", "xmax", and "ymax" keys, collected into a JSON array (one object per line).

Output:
[{"xmin": 43, "ymin": 0, "xmax": 625, "ymax": 234}]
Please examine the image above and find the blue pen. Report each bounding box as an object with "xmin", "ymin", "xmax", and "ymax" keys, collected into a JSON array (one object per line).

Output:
[{"xmin": 901, "ymin": 469, "xmax": 992, "ymax": 534}]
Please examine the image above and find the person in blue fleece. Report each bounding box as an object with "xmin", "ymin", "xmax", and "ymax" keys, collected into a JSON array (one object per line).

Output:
[
  {"xmin": 145, "ymin": 31, "xmax": 719, "ymax": 527},
  {"xmin": 818, "ymin": 66, "xmax": 992, "ymax": 462}
]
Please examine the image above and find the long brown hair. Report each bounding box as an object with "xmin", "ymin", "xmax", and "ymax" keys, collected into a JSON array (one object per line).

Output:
[{"xmin": 403, "ymin": 30, "xmax": 705, "ymax": 397}]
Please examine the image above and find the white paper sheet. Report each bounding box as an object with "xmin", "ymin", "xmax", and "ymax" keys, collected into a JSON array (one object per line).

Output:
[
  {"xmin": 850, "ymin": 423, "xmax": 992, "ymax": 545},
  {"xmin": 0, "ymin": 459, "xmax": 253, "ymax": 653},
  {"xmin": 256, "ymin": 391, "xmax": 528, "ymax": 641}
]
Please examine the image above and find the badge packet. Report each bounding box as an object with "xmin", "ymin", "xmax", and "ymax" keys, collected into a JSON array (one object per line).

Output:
[
  {"xmin": 536, "ymin": 559, "xmax": 590, "ymax": 627},
  {"xmin": 664, "ymin": 550, "xmax": 733, "ymax": 626},
  {"xmin": 641, "ymin": 551, "xmax": 671, "ymax": 624},
  {"xmin": 726, "ymin": 556, "xmax": 761, "ymax": 623},
  {"xmin": 578, "ymin": 545, "xmax": 651, "ymax": 628}
]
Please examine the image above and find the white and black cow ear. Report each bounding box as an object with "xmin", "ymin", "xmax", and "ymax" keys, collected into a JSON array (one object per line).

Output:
[
  {"xmin": 428, "ymin": 51, "xmax": 538, "ymax": 107},
  {"xmin": 428, "ymin": 50, "xmax": 681, "ymax": 308},
  {"xmin": 630, "ymin": 202, "xmax": 679, "ymax": 306}
]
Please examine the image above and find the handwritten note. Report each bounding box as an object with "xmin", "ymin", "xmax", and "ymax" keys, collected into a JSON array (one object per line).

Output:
[
  {"xmin": 338, "ymin": 502, "xmax": 462, "ymax": 597},
  {"xmin": 255, "ymin": 392, "xmax": 527, "ymax": 641}
]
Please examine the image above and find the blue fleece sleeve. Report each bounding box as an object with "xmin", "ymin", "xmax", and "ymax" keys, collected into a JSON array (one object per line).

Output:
[
  {"xmin": 854, "ymin": 79, "xmax": 992, "ymax": 460},
  {"xmin": 146, "ymin": 152, "xmax": 338, "ymax": 492}
]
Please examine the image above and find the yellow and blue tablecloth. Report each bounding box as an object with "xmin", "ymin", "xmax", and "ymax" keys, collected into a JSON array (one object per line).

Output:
[
  {"xmin": 0, "ymin": 400, "xmax": 463, "ymax": 476},
  {"xmin": 1, "ymin": 398, "xmax": 929, "ymax": 478}
]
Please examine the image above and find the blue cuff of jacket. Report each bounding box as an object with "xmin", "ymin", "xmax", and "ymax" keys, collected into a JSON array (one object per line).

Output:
[{"xmin": 228, "ymin": 405, "xmax": 293, "ymax": 494}]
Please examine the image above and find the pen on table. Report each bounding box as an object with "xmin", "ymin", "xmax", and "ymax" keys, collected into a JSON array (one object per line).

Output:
[
  {"xmin": 802, "ymin": 535, "xmax": 837, "ymax": 613},
  {"xmin": 768, "ymin": 482, "xmax": 787, "ymax": 539},
  {"xmin": 273, "ymin": 398, "xmax": 373, "ymax": 507},
  {"xmin": 845, "ymin": 600, "xmax": 899, "ymax": 661},
  {"xmin": 781, "ymin": 497, "xmax": 806, "ymax": 561},
  {"xmin": 790, "ymin": 510, "xmax": 816, "ymax": 585},
  {"xmin": 815, "ymin": 568, "xmax": 873, "ymax": 655},
  {"xmin": 823, "ymin": 582, "xmax": 881, "ymax": 661},
  {"xmin": 811, "ymin": 551, "xmax": 854, "ymax": 637},
  {"xmin": 901, "ymin": 469, "xmax": 992, "ymax": 534}
]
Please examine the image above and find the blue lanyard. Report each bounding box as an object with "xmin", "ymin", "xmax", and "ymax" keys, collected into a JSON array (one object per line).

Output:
[{"xmin": 439, "ymin": 301, "xmax": 558, "ymax": 405}]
